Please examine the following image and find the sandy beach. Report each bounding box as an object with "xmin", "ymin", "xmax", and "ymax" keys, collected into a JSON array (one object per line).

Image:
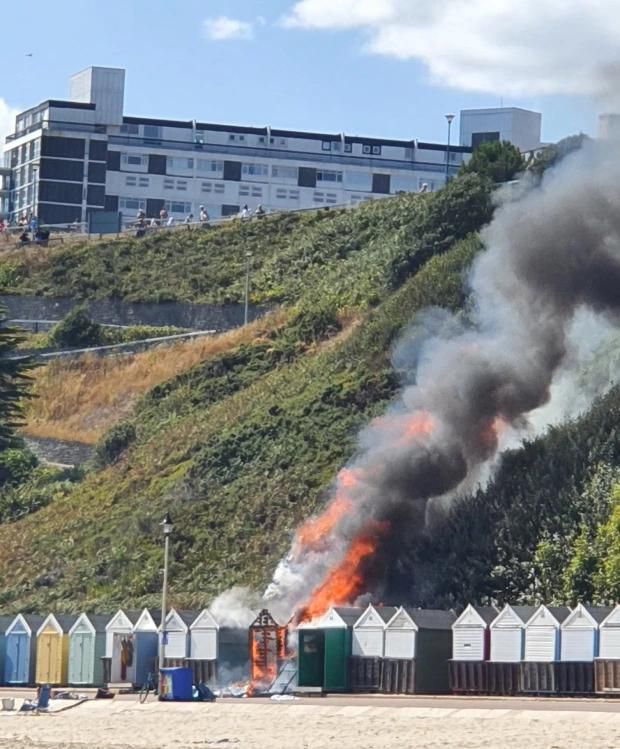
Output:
[{"xmin": 0, "ymin": 696, "xmax": 619, "ymax": 749}]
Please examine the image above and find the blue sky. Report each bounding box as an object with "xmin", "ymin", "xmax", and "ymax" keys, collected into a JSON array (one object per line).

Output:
[{"xmin": 0, "ymin": 0, "xmax": 602, "ymax": 144}]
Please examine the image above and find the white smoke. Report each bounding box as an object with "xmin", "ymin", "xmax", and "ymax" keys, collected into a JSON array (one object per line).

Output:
[
  {"xmin": 0, "ymin": 98, "xmax": 18, "ymax": 155},
  {"xmin": 283, "ymin": 0, "xmax": 620, "ymax": 99}
]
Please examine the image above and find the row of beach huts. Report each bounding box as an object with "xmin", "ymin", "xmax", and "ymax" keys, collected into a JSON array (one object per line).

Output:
[{"xmin": 3, "ymin": 602, "xmax": 620, "ymax": 696}]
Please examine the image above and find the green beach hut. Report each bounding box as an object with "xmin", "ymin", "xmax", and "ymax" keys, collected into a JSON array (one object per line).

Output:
[{"xmin": 68, "ymin": 613, "xmax": 109, "ymax": 686}]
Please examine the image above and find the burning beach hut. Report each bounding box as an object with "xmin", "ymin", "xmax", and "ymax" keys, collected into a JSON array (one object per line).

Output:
[
  {"xmin": 248, "ymin": 609, "xmax": 287, "ymax": 693},
  {"xmin": 104, "ymin": 609, "xmax": 141, "ymax": 685},
  {"xmin": 382, "ymin": 608, "xmax": 455, "ymax": 694},
  {"xmin": 68, "ymin": 613, "xmax": 109, "ymax": 686},
  {"xmin": 449, "ymin": 605, "xmax": 497, "ymax": 694},
  {"xmin": 4, "ymin": 614, "xmax": 43, "ymax": 685},
  {"xmin": 35, "ymin": 614, "xmax": 77, "ymax": 685}
]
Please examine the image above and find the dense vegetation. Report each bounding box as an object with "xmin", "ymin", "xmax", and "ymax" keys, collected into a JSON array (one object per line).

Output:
[{"xmin": 1, "ymin": 144, "xmax": 619, "ymax": 616}]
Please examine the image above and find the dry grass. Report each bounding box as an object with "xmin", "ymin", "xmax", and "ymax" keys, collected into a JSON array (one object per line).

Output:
[{"xmin": 21, "ymin": 309, "xmax": 289, "ymax": 444}]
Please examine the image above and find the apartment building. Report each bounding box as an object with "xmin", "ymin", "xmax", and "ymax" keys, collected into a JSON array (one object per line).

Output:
[{"xmin": 3, "ymin": 67, "xmax": 473, "ymax": 226}]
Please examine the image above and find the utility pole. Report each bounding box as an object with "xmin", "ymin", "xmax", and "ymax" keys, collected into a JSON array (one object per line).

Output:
[
  {"xmin": 244, "ymin": 251, "xmax": 252, "ymax": 325},
  {"xmin": 158, "ymin": 513, "xmax": 173, "ymax": 677},
  {"xmin": 445, "ymin": 114, "xmax": 455, "ymax": 185}
]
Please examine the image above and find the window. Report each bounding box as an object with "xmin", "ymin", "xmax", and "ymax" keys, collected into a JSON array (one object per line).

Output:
[
  {"xmin": 122, "ymin": 153, "xmax": 146, "ymax": 167},
  {"xmin": 239, "ymin": 185, "xmax": 250, "ymax": 197},
  {"xmin": 372, "ymin": 145, "xmax": 382, "ymax": 155},
  {"xmin": 257, "ymin": 136, "xmax": 266, "ymax": 144},
  {"xmin": 242, "ymin": 163, "xmax": 268, "ymax": 177},
  {"xmin": 326, "ymin": 193, "xmax": 338, "ymax": 204},
  {"xmin": 316, "ymin": 170, "xmax": 343, "ymax": 183},
  {"xmin": 33, "ymin": 139, "xmax": 40, "ymax": 159},
  {"xmin": 313, "ymin": 191, "xmax": 325, "ymax": 203},
  {"xmin": 119, "ymin": 196, "xmax": 146, "ymax": 211},
  {"xmin": 214, "ymin": 183, "xmax": 225, "ymax": 194},
  {"xmin": 138, "ymin": 176, "xmax": 149, "ymax": 187},
  {"xmin": 251, "ymin": 186, "xmax": 262, "ymax": 197},
  {"xmin": 288, "ymin": 189, "xmax": 299, "ymax": 199},
  {"xmin": 144, "ymin": 125, "xmax": 162, "ymax": 140},
  {"xmin": 344, "ymin": 143, "xmax": 352, "ymax": 153},
  {"xmin": 125, "ymin": 175, "xmax": 137, "ymax": 186},
  {"xmin": 271, "ymin": 165, "xmax": 298, "ymax": 180},
  {"xmin": 270, "ymin": 137, "xmax": 287, "ymax": 146},
  {"xmin": 164, "ymin": 200, "xmax": 192, "ymax": 214},
  {"xmin": 164, "ymin": 178, "xmax": 174, "ymax": 190},
  {"xmin": 322, "ymin": 141, "xmax": 332, "ymax": 151},
  {"xmin": 333, "ymin": 142, "xmax": 342, "ymax": 152},
  {"xmin": 176, "ymin": 180, "xmax": 187, "ymax": 191},
  {"xmin": 363, "ymin": 144, "xmax": 372, "ymax": 154},
  {"xmin": 228, "ymin": 134, "xmax": 246, "ymax": 142},
  {"xmin": 201, "ymin": 182, "xmax": 212, "ymax": 193},
  {"xmin": 275, "ymin": 189, "xmax": 287, "ymax": 200},
  {"xmin": 166, "ymin": 157, "xmax": 194, "ymax": 172},
  {"xmin": 120, "ymin": 123, "xmax": 140, "ymax": 135},
  {"xmin": 197, "ymin": 159, "xmax": 223, "ymax": 173}
]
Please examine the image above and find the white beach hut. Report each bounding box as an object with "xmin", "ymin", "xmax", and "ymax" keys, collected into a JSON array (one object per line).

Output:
[
  {"xmin": 352, "ymin": 605, "xmax": 398, "ymax": 658},
  {"xmin": 189, "ymin": 609, "xmax": 219, "ymax": 662},
  {"xmin": 490, "ymin": 605, "xmax": 537, "ymax": 662},
  {"xmin": 452, "ymin": 605, "xmax": 498, "ymax": 661},
  {"xmin": 523, "ymin": 606, "xmax": 571, "ymax": 662},
  {"xmin": 162, "ymin": 609, "xmax": 197, "ymax": 660},
  {"xmin": 598, "ymin": 605, "xmax": 620, "ymax": 659},
  {"xmin": 560, "ymin": 605, "xmax": 612, "ymax": 662},
  {"xmin": 105, "ymin": 609, "xmax": 141, "ymax": 685}
]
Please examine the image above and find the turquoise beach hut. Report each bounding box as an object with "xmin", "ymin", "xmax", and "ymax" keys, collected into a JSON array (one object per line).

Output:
[{"xmin": 68, "ymin": 613, "xmax": 109, "ymax": 686}]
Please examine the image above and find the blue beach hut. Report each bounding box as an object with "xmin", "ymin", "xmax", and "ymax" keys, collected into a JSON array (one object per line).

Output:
[{"xmin": 4, "ymin": 614, "xmax": 44, "ymax": 685}]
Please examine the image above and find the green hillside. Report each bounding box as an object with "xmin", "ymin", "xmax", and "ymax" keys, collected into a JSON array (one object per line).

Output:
[{"xmin": 1, "ymin": 159, "xmax": 619, "ymax": 615}]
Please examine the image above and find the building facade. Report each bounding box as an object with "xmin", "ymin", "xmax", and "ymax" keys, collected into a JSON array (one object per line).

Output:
[
  {"xmin": 3, "ymin": 67, "xmax": 472, "ymax": 226},
  {"xmin": 459, "ymin": 107, "xmax": 542, "ymax": 152}
]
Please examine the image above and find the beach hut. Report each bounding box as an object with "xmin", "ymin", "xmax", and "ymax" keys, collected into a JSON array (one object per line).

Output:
[
  {"xmin": 382, "ymin": 608, "xmax": 456, "ymax": 694},
  {"xmin": 598, "ymin": 605, "xmax": 620, "ymax": 659},
  {"xmin": 297, "ymin": 607, "xmax": 362, "ymax": 693},
  {"xmin": 132, "ymin": 608, "xmax": 161, "ymax": 687},
  {"xmin": 449, "ymin": 605, "xmax": 497, "ymax": 694},
  {"xmin": 523, "ymin": 606, "xmax": 570, "ymax": 662},
  {"xmin": 3, "ymin": 614, "xmax": 42, "ymax": 685},
  {"xmin": 490, "ymin": 605, "xmax": 536, "ymax": 662},
  {"xmin": 560, "ymin": 605, "xmax": 611, "ymax": 662},
  {"xmin": 350, "ymin": 605, "xmax": 397, "ymax": 692},
  {"xmin": 595, "ymin": 605, "xmax": 620, "ymax": 695},
  {"xmin": 189, "ymin": 609, "xmax": 219, "ymax": 662},
  {"xmin": 0, "ymin": 616, "xmax": 13, "ymax": 685},
  {"xmin": 105, "ymin": 609, "xmax": 141, "ymax": 685},
  {"xmin": 35, "ymin": 614, "xmax": 77, "ymax": 685},
  {"xmin": 68, "ymin": 613, "xmax": 109, "ymax": 686},
  {"xmin": 163, "ymin": 609, "xmax": 196, "ymax": 661}
]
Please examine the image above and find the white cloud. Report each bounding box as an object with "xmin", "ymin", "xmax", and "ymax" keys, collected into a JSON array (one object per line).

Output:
[
  {"xmin": 283, "ymin": 0, "xmax": 620, "ymax": 99},
  {"xmin": 203, "ymin": 16, "xmax": 255, "ymax": 41},
  {"xmin": 0, "ymin": 98, "xmax": 18, "ymax": 153}
]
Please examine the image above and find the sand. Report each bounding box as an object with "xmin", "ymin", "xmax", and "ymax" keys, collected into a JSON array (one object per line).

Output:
[{"xmin": 0, "ymin": 698, "xmax": 618, "ymax": 749}]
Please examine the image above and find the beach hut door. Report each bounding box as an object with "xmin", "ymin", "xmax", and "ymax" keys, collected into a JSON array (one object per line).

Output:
[
  {"xmin": 5, "ymin": 633, "xmax": 28, "ymax": 683},
  {"xmin": 74, "ymin": 632, "xmax": 93, "ymax": 683},
  {"xmin": 38, "ymin": 632, "xmax": 59, "ymax": 683},
  {"xmin": 111, "ymin": 633, "xmax": 136, "ymax": 683}
]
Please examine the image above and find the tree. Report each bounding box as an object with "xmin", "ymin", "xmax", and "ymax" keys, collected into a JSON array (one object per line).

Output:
[
  {"xmin": 48, "ymin": 304, "xmax": 106, "ymax": 349},
  {"xmin": 460, "ymin": 140, "xmax": 525, "ymax": 183},
  {"xmin": 0, "ymin": 308, "xmax": 31, "ymax": 450},
  {"xmin": 526, "ymin": 133, "xmax": 589, "ymax": 178}
]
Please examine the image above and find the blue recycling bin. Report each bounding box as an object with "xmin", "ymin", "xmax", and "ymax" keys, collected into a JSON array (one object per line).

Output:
[{"xmin": 159, "ymin": 667, "xmax": 193, "ymax": 701}]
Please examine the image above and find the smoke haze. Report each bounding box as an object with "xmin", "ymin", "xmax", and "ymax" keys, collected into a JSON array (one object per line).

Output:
[{"xmin": 263, "ymin": 139, "xmax": 620, "ymax": 620}]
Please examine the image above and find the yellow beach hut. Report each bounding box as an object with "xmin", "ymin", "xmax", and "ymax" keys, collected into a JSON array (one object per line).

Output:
[{"xmin": 36, "ymin": 614, "xmax": 77, "ymax": 685}]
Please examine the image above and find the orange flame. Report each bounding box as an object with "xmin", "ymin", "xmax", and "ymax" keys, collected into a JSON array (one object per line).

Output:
[
  {"xmin": 248, "ymin": 627, "xmax": 287, "ymax": 696},
  {"xmin": 296, "ymin": 521, "xmax": 388, "ymax": 624}
]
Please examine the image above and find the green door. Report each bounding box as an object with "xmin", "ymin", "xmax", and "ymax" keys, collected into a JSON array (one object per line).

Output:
[
  {"xmin": 298, "ymin": 630, "xmax": 325, "ymax": 687},
  {"xmin": 323, "ymin": 628, "xmax": 351, "ymax": 692}
]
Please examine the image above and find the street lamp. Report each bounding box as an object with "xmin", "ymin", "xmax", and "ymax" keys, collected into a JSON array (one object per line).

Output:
[
  {"xmin": 445, "ymin": 114, "xmax": 455, "ymax": 185},
  {"xmin": 158, "ymin": 512, "xmax": 173, "ymax": 675},
  {"xmin": 244, "ymin": 251, "xmax": 253, "ymax": 326}
]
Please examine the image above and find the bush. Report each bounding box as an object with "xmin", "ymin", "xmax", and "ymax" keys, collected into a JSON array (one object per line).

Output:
[
  {"xmin": 93, "ymin": 422, "xmax": 137, "ymax": 468},
  {"xmin": 0, "ymin": 448, "xmax": 37, "ymax": 488},
  {"xmin": 49, "ymin": 305, "xmax": 106, "ymax": 348}
]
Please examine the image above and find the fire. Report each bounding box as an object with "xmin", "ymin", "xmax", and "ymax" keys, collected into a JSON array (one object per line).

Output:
[
  {"xmin": 295, "ymin": 521, "xmax": 387, "ymax": 624},
  {"xmin": 403, "ymin": 411, "xmax": 435, "ymax": 439},
  {"xmin": 293, "ymin": 467, "xmax": 364, "ymax": 557},
  {"xmin": 480, "ymin": 415, "xmax": 509, "ymax": 451}
]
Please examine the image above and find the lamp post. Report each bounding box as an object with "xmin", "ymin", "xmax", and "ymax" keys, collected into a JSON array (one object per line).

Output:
[
  {"xmin": 158, "ymin": 512, "xmax": 173, "ymax": 676},
  {"xmin": 244, "ymin": 251, "xmax": 253, "ymax": 326},
  {"xmin": 445, "ymin": 114, "xmax": 455, "ymax": 185}
]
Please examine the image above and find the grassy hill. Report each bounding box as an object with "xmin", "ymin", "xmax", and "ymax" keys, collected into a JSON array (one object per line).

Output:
[{"xmin": 1, "ymin": 165, "xmax": 620, "ymax": 615}]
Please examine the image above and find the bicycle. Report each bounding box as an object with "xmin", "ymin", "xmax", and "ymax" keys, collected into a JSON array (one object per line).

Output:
[{"xmin": 138, "ymin": 671, "xmax": 158, "ymax": 703}]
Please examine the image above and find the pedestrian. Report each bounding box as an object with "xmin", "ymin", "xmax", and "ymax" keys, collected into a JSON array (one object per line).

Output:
[
  {"xmin": 166, "ymin": 215, "xmax": 175, "ymax": 227},
  {"xmin": 29, "ymin": 215, "xmax": 39, "ymax": 234},
  {"xmin": 199, "ymin": 205, "xmax": 210, "ymax": 228},
  {"xmin": 159, "ymin": 207, "xmax": 168, "ymax": 224},
  {"xmin": 240, "ymin": 204, "xmax": 250, "ymax": 220},
  {"xmin": 254, "ymin": 204, "xmax": 265, "ymax": 219},
  {"xmin": 184, "ymin": 213, "xmax": 194, "ymax": 230}
]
